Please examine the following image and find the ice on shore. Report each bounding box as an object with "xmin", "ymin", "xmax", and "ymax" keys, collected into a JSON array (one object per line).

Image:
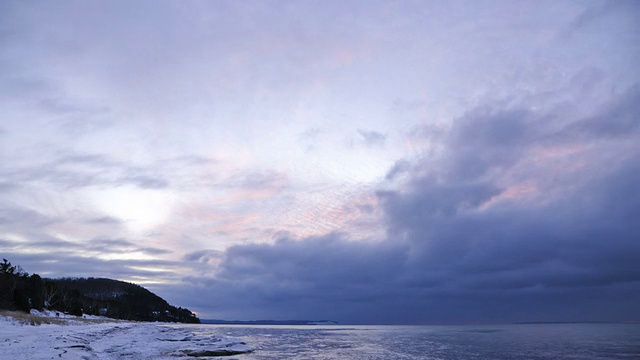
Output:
[{"xmin": 0, "ymin": 313, "xmax": 253, "ymax": 359}]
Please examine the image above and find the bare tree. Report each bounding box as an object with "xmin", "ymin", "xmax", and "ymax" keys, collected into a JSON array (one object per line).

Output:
[{"xmin": 43, "ymin": 282, "xmax": 59, "ymax": 309}]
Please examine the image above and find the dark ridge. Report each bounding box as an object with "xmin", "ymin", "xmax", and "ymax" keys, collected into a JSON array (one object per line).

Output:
[{"xmin": 0, "ymin": 258, "xmax": 199, "ymax": 323}]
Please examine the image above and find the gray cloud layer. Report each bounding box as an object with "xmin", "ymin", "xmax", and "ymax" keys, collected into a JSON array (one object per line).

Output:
[{"xmin": 169, "ymin": 86, "xmax": 640, "ymax": 323}]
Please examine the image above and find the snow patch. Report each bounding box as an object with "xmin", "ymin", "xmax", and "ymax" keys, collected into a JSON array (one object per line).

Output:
[{"xmin": 0, "ymin": 314, "xmax": 254, "ymax": 359}]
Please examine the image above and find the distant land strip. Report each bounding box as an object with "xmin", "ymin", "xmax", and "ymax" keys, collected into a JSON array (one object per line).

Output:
[{"xmin": 202, "ymin": 319, "xmax": 339, "ymax": 325}]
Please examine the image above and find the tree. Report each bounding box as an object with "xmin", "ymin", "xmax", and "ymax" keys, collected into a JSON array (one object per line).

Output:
[
  {"xmin": 43, "ymin": 281, "xmax": 60, "ymax": 309},
  {"xmin": 0, "ymin": 259, "xmax": 19, "ymax": 309},
  {"xmin": 1, "ymin": 258, "xmax": 17, "ymax": 275},
  {"xmin": 27, "ymin": 274, "xmax": 43, "ymax": 310}
]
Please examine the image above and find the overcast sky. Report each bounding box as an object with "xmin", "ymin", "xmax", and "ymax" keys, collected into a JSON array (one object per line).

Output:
[{"xmin": 1, "ymin": 0, "xmax": 638, "ymax": 324}]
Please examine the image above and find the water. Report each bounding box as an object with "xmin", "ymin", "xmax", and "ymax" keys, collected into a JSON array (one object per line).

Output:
[{"xmin": 183, "ymin": 323, "xmax": 640, "ymax": 359}]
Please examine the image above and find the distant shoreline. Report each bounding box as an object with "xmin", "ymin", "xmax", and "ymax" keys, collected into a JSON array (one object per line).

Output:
[
  {"xmin": 201, "ymin": 319, "xmax": 638, "ymax": 326},
  {"xmin": 201, "ymin": 319, "xmax": 339, "ymax": 325},
  {"xmin": 516, "ymin": 321, "xmax": 607, "ymax": 324}
]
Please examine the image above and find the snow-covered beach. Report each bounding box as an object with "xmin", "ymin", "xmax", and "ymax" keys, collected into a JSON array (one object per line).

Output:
[{"xmin": 0, "ymin": 311, "xmax": 253, "ymax": 359}]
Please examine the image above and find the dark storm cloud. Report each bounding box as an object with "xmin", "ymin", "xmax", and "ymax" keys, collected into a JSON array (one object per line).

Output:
[
  {"xmin": 445, "ymin": 108, "xmax": 534, "ymax": 181},
  {"xmin": 375, "ymin": 88, "xmax": 640, "ymax": 296},
  {"xmin": 170, "ymin": 88, "xmax": 640, "ymax": 324},
  {"xmin": 381, "ymin": 159, "xmax": 640, "ymax": 285},
  {"xmin": 217, "ymin": 234, "xmax": 407, "ymax": 287},
  {"xmin": 171, "ymin": 234, "xmax": 409, "ymax": 322}
]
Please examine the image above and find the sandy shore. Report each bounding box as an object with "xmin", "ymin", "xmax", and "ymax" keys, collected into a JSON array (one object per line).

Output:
[{"xmin": 0, "ymin": 311, "xmax": 253, "ymax": 359}]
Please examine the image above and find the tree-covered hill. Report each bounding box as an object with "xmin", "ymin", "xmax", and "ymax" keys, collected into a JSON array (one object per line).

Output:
[{"xmin": 0, "ymin": 259, "xmax": 199, "ymax": 323}]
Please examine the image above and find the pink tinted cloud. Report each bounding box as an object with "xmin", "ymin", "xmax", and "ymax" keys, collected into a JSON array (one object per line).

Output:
[{"xmin": 479, "ymin": 181, "xmax": 538, "ymax": 210}]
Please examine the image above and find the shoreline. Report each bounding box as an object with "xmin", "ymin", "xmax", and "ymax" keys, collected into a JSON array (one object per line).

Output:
[{"xmin": 0, "ymin": 311, "xmax": 253, "ymax": 359}]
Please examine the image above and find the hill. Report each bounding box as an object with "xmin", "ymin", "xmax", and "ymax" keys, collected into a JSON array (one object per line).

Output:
[{"xmin": 0, "ymin": 259, "xmax": 199, "ymax": 323}]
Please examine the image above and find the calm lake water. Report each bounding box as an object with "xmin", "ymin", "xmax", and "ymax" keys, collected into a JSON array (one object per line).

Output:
[{"xmin": 187, "ymin": 323, "xmax": 640, "ymax": 359}]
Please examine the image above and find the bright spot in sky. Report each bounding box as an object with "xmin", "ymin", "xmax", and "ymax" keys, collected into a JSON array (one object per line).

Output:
[{"xmin": 85, "ymin": 186, "xmax": 175, "ymax": 234}]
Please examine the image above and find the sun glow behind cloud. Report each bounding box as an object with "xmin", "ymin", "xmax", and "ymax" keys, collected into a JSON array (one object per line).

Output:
[{"xmin": 83, "ymin": 186, "xmax": 176, "ymax": 235}]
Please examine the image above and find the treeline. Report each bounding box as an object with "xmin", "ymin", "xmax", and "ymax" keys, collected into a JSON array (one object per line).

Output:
[{"xmin": 0, "ymin": 259, "xmax": 199, "ymax": 323}]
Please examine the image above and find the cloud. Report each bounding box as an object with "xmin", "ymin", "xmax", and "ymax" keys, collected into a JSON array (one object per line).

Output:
[
  {"xmin": 171, "ymin": 233, "xmax": 409, "ymax": 322},
  {"xmin": 0, "ymin": 152, "xmax": 172, "ymax": 190},
  {"xmin": 219, "ymin": 234, "xmax": 406, "ymax": 285},
  {"xmin": 171, "ymin": 155, "xmax": 216, "ymax": 167},
  {"xmin": 119, "ymin": 174, "xmax": 170, "ymax": 189},
  {"xmin": 87, "ymin": 237, "xmax": 172, "ymax": 256},
  {"xmin": 167, "ymin": 87, "xmax": 640, "ymax": 324},
  {"xmin": 357, "ymin": 129, "xmax": 386, "ymax": 147},
  {"xmin": 226, "ymin": 170, "xmax": 288, "ymax": 191},
  {"xmin": 85, "ymin": 216, "xmax": 123, "ymax": 225},
  {"xmin": 299, "ymin": 128, "xmax": 322, "ymax": 152},
  {"xmin": 183, "ymin": 249, "xmax": 223, "ymax": 264},
  {"xmin": 444, "ymin": 108, "xmax": 535, "ymax": 181},
  {"xmin": 562, "ymin": 1, "xmax": 634, "ymax": 38},
  {"xmin": 0, "ymin": 208, "xmax": 56, "ymax": 227},
  {"xmin": 559, "ymin": 84, "xmax": 640, "ymax": 139},
  {"xmin": 1, "ymin": 235, "xmax": 171, "ymax": 258},
  {"xmin": 2, "ymin": 240, "xmax": 176, "ymax": 289},
  {"xmin": 385, "ymin": 159, "xmax": 410, "ymax": 181},
  {"xmin": 2, "ymin": 249, "xmax": 184, "ymax": 282},
  {"xmin": 171, "ymin": 168, "xmax": 640, "ymax": 323}
]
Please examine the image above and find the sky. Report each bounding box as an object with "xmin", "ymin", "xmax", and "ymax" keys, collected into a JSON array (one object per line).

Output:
[{"xmin": 1, "ymin": 0, "xmax": 638, "ymax": 324}]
